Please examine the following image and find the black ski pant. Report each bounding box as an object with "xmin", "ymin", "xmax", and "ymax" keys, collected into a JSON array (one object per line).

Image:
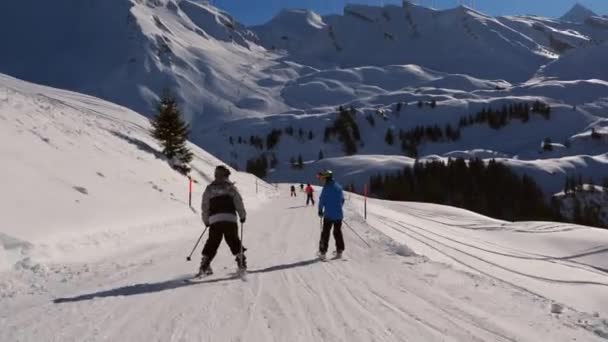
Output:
[
  {"xmin": 202, "ymin": 221, "xmax": 244, "ymax": 262},
  {"xmin": 306, "ymin": 194, "xmax": 315, "ymax": 205},
  {"xmin": 319, "ymin": 218, "xmax": 344, "ymax": 254}
]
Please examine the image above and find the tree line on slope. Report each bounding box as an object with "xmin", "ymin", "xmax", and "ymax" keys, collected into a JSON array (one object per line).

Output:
[
  {"xmin": 368, "ymin": 158, "xmax": 607, "ymax": 228},
  {"xmin": 561, "ymin": 174, "xmax": 608, "ymax": 228},
  {"xmin": 391, "ymin": 100, "xmax": 552, "ymax": 157},
  {"xmin": 241, "ymin": 99, "xmax": 555, "ymax": 177}
]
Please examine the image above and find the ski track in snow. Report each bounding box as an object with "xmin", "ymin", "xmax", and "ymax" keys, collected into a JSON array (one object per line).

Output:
[{"xmin": 2, "ymin": 189, "xmax": 607, "ymax": 342}]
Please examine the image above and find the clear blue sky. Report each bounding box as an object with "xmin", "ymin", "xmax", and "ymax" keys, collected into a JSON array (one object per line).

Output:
[{"xmin": 211, "ymin": 0, "xmax": 608, "ymax": 26}]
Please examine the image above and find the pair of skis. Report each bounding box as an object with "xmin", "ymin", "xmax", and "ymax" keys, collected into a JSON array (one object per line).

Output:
[
  {"xmin": 317, "ymin": 251, "xmax": 344, "ymax": 262},
  {"xmin": 185, "ymin": 268, "xmax": 247, "ymax": 282}
]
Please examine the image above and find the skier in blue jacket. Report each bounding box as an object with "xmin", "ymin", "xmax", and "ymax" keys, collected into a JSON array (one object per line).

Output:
[{"xmin": 317, "ymin": 170, "xmax": 345, "ymax": 259}]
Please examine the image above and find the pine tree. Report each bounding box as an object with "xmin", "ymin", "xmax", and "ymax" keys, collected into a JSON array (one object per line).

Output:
[
  {"xmin": 603, "ymin": 177, "xmax": 608, "ymax": 191},
  {"xmin": 308, "ymin": 130, "xmax": 314, "ymax": 140},
  {"xmin": 445, "ymin": 124, "xmax": 454, "ymax": 141},
  {"xmin": 246, "ymin": 154, "xmax": 268, "ymax": 178},
  {"xmin": 569, "ymin": 175, "xmax": 577, "ymax": 195},
  {"xmin": 588, "ymin": 177, "xmax": 596, "ymax": 192},
  {"xmin": 522, "ymin": 103, "xmax": 530, "ymax": 122},
  {"xmin": 550, "ymin": 196, "xmax": 561, "ymax": 218},
  {"xmin": 150, "ymin": 93, "xmax": 193, "ymax": 174},
  {"xmin": 366, "ymin": 114, "xmax": 375, "ymax": 127},
  {"xmin": 576, "ymin": 174, "xmax": 584, "ymax": 192},
  {"xmin": 270, "ymin": 153, "xmax": 278, "ymax": 169},
  {"xmin": 266, "ymin": 129, "xmax": 282, "ymax": 150},
  {"xmin": 542, "ymin": 138, "xmax": 553, "ymax": 151},
  {"xmin": 290, "ymin": 156, "xmax": 296, "ymax": 168},
  {"xmin": 318, "ymin": 149, "xmax": 324, "ymax": 160},
  {"xmin": 572, "ymin": 198, "xmax": 583, "ymax": 223},
  {"xmin": 297, "ymin": 154, "xmax": 303, "ymax": 169},
  {"xmin": 385, "ymin": 128, "xmax": 394, "ymax": 145}
]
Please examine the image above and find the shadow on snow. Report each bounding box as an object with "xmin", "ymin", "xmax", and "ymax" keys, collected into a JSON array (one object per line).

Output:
[{"xmin": 53, "ymin": 258, "xmax": 319, "ymax": 304}]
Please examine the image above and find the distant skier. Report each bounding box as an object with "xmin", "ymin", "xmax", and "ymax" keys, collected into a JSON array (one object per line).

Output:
[
  {"xmin": 290, "ymin": 185, "xmax": 297, "ymax": 197},
  {"xmin": 305, "ymin": 183, "xmax": 315, "ymax": 206},
  {"xmin": 317, "ymin": 170, "xmax": 345, "ymax": 260},
  {"xmin": 300, "ymin": 183, "xmax": 304, "ymax": 191},
  {"xmin": 199, "ymin": 165, "xmax": 247, "ymax": 276}
]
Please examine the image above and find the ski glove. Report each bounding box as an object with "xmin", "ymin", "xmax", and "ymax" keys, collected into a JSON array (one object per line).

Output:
[
  {"xmin": 240, "ymin": 218, "xmax": 246, "ymax": 224},
  {"xmin": 318, "ymin": 211, "xmax": 323, "ymax": 218}
]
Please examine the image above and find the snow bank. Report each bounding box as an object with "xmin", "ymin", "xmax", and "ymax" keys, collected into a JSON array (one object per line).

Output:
[{"xmin": 0, "ymin": 73, "xmax": 269, "ymax": 271}]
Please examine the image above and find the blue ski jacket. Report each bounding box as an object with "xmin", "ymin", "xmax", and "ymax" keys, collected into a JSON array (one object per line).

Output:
[{"xmin": 318, "ymin": 179, "xmax": 344, "ymax": 220}]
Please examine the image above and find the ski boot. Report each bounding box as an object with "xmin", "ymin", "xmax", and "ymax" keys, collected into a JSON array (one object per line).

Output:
[
  {"xmin": 235, "ymin": 253, "xmax": 247, "ymax": 272},
  {"xmin": 317, "ymin": 251, "xmax": 327, "ymax": 261},
  {"xmin": 333, "ymin": 250, "xmax": 343, "ymax": 259},
  {"xmin": 196, "ymin": 255, "xmax": 213, "ymax": 277}
]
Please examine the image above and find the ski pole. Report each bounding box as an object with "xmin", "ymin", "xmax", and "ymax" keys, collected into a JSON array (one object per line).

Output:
[
  {"xmin": 238, "ymin": 221, "xmax": 245, "ymax": 265},
  {"xmin": 318, "ymin": 217, "xmax": 323, "ymax": 254},
  {"xmin": 343, "ymin": 220, "xmax": 371, "ymax": 248},
  {"xmin": 186, "ymin": 226, "xmax": 208, "ymax": 261}
]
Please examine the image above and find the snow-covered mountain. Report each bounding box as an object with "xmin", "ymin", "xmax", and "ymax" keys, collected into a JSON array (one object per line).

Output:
[
  {"xmin": 0, "ymin": 1, "xmax": 607, "ymax": 212},
  {"xmin": 253, "ymin": 4, "xmax": 552, "ymax": 82},
  {"xmin": 0, "ymin": 0, "xmax": 289, "ymax": 132},
  {"xmin": 2, "ymin": 72, "xmax": 608, "ymax": 341}
]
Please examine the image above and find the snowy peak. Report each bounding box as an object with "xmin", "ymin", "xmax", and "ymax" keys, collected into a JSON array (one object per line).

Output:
[
  {"xmin": 0, "ymin": 0, "xmax": 284, "ymax": 135},
  {"xmin": 560, "ymin": 3, "xmax": 597, "ymax": 23},
  {"xmin": 177, "ymin": 0, "xmax": 256, "ymax": 46},
  {"xmin": 273, "ymin": 8, "xmax": 326, "ymax": 29},
  {"xmin": 253, "ymin": 3, "xmax": 550, "ymax": 82},
  {"xmin": 251, "ymin": 8, "xmax": 327, "ymax": 48}
]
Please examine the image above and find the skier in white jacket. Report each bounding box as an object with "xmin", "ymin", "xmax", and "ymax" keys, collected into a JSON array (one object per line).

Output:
[{"xmin": 198, "ymin": 165, "xmax": 247, "ymax": 276}]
